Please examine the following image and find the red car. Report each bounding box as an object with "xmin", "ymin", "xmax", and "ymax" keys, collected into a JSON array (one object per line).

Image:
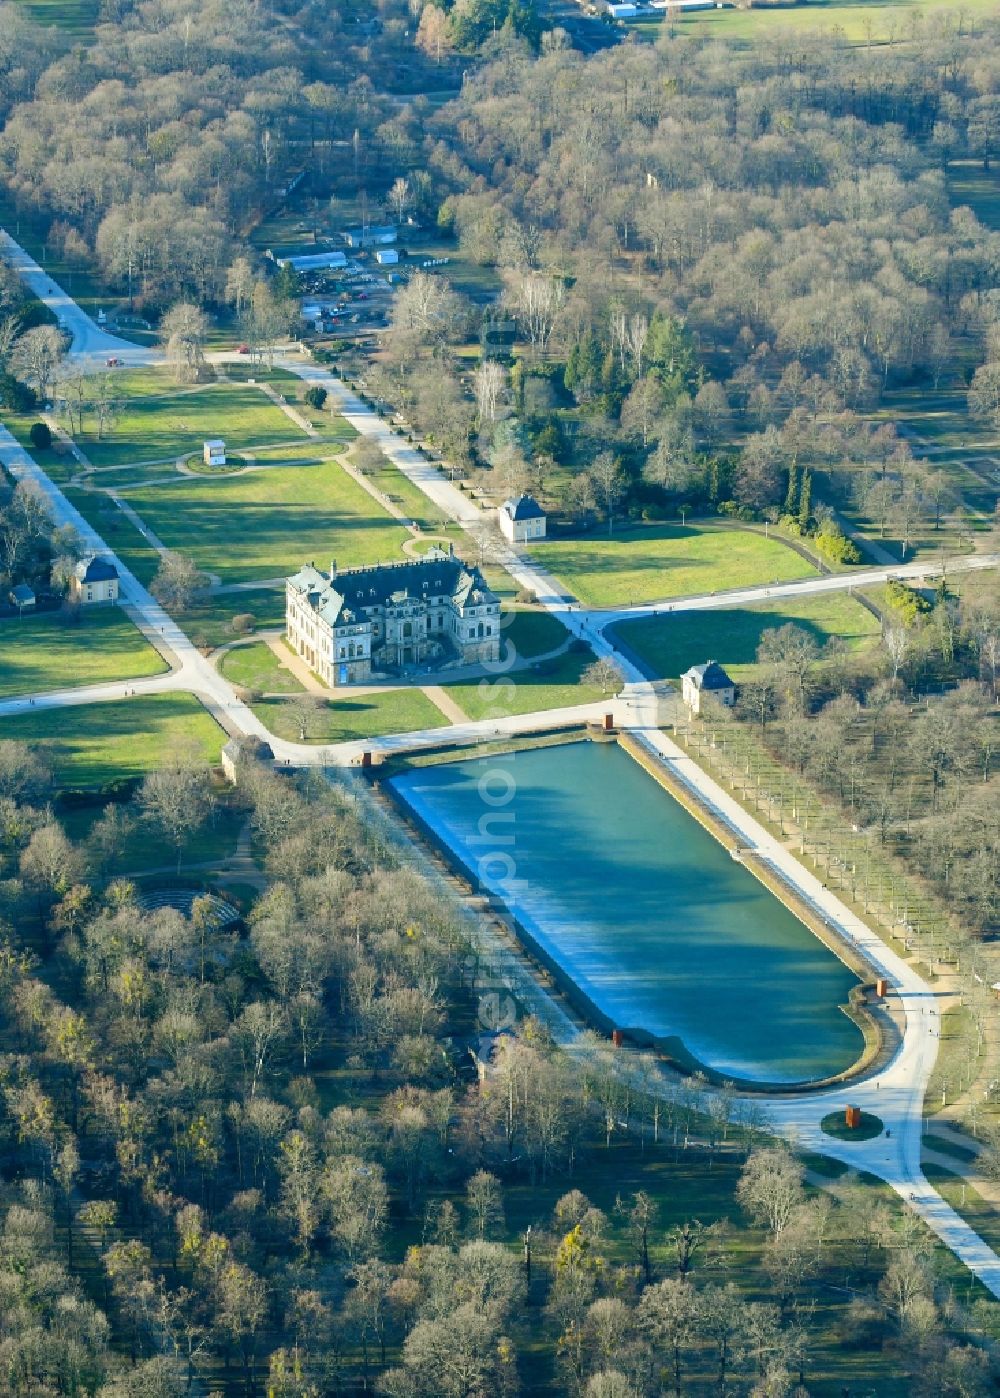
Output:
[{"xmin": 236, "ymin": 343, "xmax": 250, "ymax": 354}]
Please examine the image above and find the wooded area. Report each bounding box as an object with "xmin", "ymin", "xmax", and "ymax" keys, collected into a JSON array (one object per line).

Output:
[
  {"xmin": 0, "ymin": 743, "xmax": 997, "ymax": 1396},
  {"xmin": 2, "ymin": 0, "xmax": 1000, "ymax": 1391}
]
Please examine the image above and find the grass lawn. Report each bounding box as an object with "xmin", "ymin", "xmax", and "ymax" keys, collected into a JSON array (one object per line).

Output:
[
  {"xmin": 90, "ymin": 368, "xmax": 173, "ymax": 401},
  {"xmin": 10, "ymin": 0, "xmax": 97, "ymax": 36},
  {"xmin": 368, "ymin": 459, "xmax": 459, "ymax": 534},
  {"xmin": 0, "ymin": 609, "xmax": 166, "ymax": 699},
  {"xmin": 77, "ymin": 382, "xmax": 312, "ymax": 467},
  {"xmin": 923, "ymin": 1164, "xmax": 1000, "ymax": 1256},
  {"xmin": 174, "ymin": 590, "xmax": 287, "ymax": 650},
  {"xmin": 948, "ymin": 160, "xmax": 1000, "ymax": 230},
  {"xmin": 532, "ymin": 524, "xmax": 817, "ymax": 608},
  {"xmin": 634, "ymin": 0, "xmax": 1000, "ymax": 44},
  {"xmin": 614, "ymin": 591, "xmax": 882, "ymax": 682},
  {"xmin": 60, "ymin": 797, "xmax": 248, "ymax": 878},
  {"xmin": 253, "ymin": 687, "xmax": 450, "ymax": 744},
  {"xmin": 117, "ymin": 460, "xmax": 411, "ymax": 585},
  {"xmin": 63, "ymin": 486, "xmax": 161, "ymax": 585},
  {"xmin": 2, "ymin": 694, "xmax": 226, "ymax": 787},
  {"xmin": 864, "ymin": 381, "xmax": 1000, "ymax": 540},
  {"xmin": 925, "ymin": 1004, "xmax": 976, "ymax": 1116},
  {"xmin": 444, "ymin": 648, "xmax": 605, "ymax": 720},
  {"xmin": 482, "ymin": 566, "xmax": 519, "ymax": 604},
  {"xmin": 219, "ymin": 640, "xmax": 304, "ymax": 694},
  {"xmin": 89, "ymin": 464, "xmax": 184, "ymax": 488},
  {"xmin": 503, "ymin": 608, "xmax": 570, "ymax": 660},
  {"xmin": 243, "ymin": 445, "xmax": 333, "ymax": 468},
  {"xmin": 924, "ymin": 1131, "xmax": 980, "ymax": 1164},
  {"xmin": 1, "ymin": 411, "xmax": 78, "ymax": 480}
]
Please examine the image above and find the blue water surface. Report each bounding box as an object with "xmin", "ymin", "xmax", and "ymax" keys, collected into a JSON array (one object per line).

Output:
[{"xmin": 391, "ymin": 741, "xmax": 863, "ymax": 1083}]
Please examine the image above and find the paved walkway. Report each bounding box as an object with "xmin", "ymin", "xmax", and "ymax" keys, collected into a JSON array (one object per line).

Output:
[
  {"xmin": 105, "ymin": 489, "xmax": 170, "ymax": 555},
  {"xmin": 259, "ymin": 382, "xmax": 319, "ymax": 438},
  {"xmin": 260, "ymin": 634, "xmax": 326, "ymax": 695},
  {"xmin": 833, "ymin": 511, "xmax": 901, "ymax": 567},
  {"xmin": 423, "ymin": 684, "xmax": 469, "ymax": 724},
  {"xmin": 403, "ymin": 533, "xmax": 452, "ymax": 556},
  {"xmin": 0, "ymin": 231, "xmax": 152, "ymax": 366},
  {"xmin": 588, "ymin": 552, "xmax": 1000, "ymax": 629}
]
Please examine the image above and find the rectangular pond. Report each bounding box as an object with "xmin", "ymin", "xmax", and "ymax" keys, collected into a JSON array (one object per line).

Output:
[{"xmin": 390, "ymin": 740, "xmax": 865, "ymax": 1085}]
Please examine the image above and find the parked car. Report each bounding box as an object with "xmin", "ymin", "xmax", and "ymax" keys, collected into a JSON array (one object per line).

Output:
[{"xmin": 236, "ymin": 343, "xmax": 250, "ymax": 354}]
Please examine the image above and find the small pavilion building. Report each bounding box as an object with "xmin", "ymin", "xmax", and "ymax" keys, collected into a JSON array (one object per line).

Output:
[
  {"xmin": 8, "ymin": 583, "xmax": 36, "ymax": 613},
  {"xmin": 498, "ymin": 494, "xmax": 546, "ymax": 544},
  {"xmin": 70, "ymin": 556, "xmax": 120, "ymax": 605},
  {"xmin": 681, "ymin": 660, "xmax": 736, "ymax": 715}
]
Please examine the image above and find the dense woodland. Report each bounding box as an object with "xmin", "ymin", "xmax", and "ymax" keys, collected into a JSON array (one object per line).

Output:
[
  {"xmin": 1, "ymin": 743, "xmax": 999, "ymax": 1396},
  {"xmin": 0, "ymin": 0, "xmax": 526, "ymax": 308},
  {"xmin": 2, "ymin": 1, "xmax": 1000, "ymax": 1392},
  {"xmin": 702, "ymin": 572, "xmax": 1000, "ymax": 940},
  {"xmin": 3, "ymin": 1, "xmax": 1000, "ymax": 548},
  {"xmin": 386, "ymin": 24, "xmax": 1000, "ymax": 534}
]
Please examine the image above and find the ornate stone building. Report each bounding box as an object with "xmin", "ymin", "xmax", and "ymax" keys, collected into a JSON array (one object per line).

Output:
[{"xmin": 286, "ymin": 549, "xmax": 501, "ymax": 687}]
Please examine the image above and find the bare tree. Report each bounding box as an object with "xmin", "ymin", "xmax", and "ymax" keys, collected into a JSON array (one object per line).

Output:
[
  {"xmin": 140, "ymin": 766, "xmax": 213, "ymax": 874},
  {"xmin": 504, "ymin": 271, "xmax": 565, "ymax": 357},
  {"xmin": 0, "ymin": 479, "xmax": 53, "ymax": 582},
  {"xmin": 352, "ymin": 436, "xmax": 389, "ymax": 476},
  {"xmin": 287, "ymin": 694, "xmax": 323, "ymax": 741},
  {"xmin": 882, "ymin": 625, "xmax": 909, "ymax": 684},
  {"xmin": 0, "ymin": 740, "xmax": 52, "ymax": 802},
  {"xmin": 387, "ymin": 176, "xmax": 412, "ymax": 224},
  {"xmin": 757, "ymin": 624, "xmax": 821, "ymax": 709},
  {"xmin": 92, "ymin": 372, "xmax": 121, "ymax": 440},
  {"xmin": 469, "ymin": 515, "xmax": 508, "ymax": 568},
  {"xmin": 160, "ymin": 303, "xmax": 209, "ymax": 383},
  {"xmin": 415, "ymin": 3, "xmax": 453, "ymax": 62},
  {"xmin": 12, "ymin": 325, "xmax": 65, "ymax": 402},
  {"xmin": 891, "ymin": 469, "xmax": 928, "ymax": 561},
  {"xmin": 637, "ymin": 1277, "xmax": 698, "ymax": 1398},
  {"xmin": 0, "ymin": 313, "xmax": 23, "ymax": 370},
  {"xmin": 390, "ymin": 272, "xmax": 468, "ymax": 359},
  {"xmin": 465, "ymin": 1170, "xmax": 505, "ymax": 1240},
  {"xmin": 225, "ymin": 256, "xmax": 255, "ymax": 317},
  {"xmin": 583, "ymin": 657, "xmax": 624, "ymax": 695},
  {"xmin": 474, "ymin": 360, "xmax": 506, "ymax": 426},
  {"xmin": 590, "ymin": 452, "xmax": 626, "ymax": 535},
  {"xmin": 620, "ymin": 375, "xmax": 664, "ymax": 448},
  {"xmin": 736, "ymin": 1147, "xmax": 804, "ymax": 1238},
  {"xmin": 626, "ymin": 312, "xmax": 650, "ymax": 379},
  {"xmin": 968, "ymin": 360, "xmax": 1000, "ymax": 430},
  {"xmin": 150, "ymin": 552, "xmax": 210, "ymax": 611}
]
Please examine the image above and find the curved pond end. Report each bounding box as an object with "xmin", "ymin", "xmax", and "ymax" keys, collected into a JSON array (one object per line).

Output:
[{"xmin": 389, "ymin": 740, "xmax": 874, "ymax": 1089}]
